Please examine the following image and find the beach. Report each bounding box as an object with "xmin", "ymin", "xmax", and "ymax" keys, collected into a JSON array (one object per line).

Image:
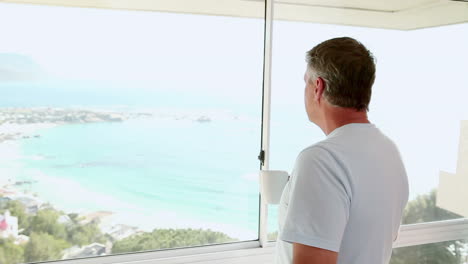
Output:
[
  {"xmin": 0, "ymin": 107, "xmax": 263, "ymax": 242},
  {"xmin": 0, "ymin": 122, "xmax": 57, "ymax": 188}
]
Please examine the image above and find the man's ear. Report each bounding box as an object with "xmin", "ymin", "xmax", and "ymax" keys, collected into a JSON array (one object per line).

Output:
[{"xmin": 315, "ymin": 77, "xmax": 325, "ymax": 103}]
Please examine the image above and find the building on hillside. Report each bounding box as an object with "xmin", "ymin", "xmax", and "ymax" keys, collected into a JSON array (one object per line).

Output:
[
  {"xmin": 107, "ymin": 224, "xmax": 140, "ymax": 241},
  {"xmin": 0, "ymin": 196, "xmax": 12, "ymax": 208},
  {"xmin": 13, "ymin": 195, "xmax": 42, "ymax": 214},
  {"xmin": 0, "ymin": 210, "xmax": 18, "ymax": 239},
  {"xmin": 58, "ymin": 214, "xmax": 72, "ymax": 224},
  {"xmin": 62, "ymin": 243, "xmax": 107, "ymax": 259},
  {"xmin": 0, "ymin": 188, "xmax": 16, "ymax": 197}
]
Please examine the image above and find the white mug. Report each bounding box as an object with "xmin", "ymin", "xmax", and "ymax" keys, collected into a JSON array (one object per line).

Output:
[{"xmin": 260, "ymin": 170, "xmax": 290, "ymax": 204}]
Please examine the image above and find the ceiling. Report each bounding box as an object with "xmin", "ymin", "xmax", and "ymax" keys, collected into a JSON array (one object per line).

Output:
[{"xmin": 0, "ymin": 0, "xmax": 467, "ymax": 30}]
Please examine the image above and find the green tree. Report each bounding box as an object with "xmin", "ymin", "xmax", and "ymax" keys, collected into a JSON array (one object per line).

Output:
[
  {"xmin": 402, "ymin": 190, "xmax": 461, "ymax": 225},
  {"xmin": 112, "ymin": 228, "xmax": 236, "ymax": 254},
  {"xmin": 390, "ymin": 190, "xmax": 464, "ymax": 264},
  {"xmin": 67, "ymin": 222, "xmax": 106, "ymax": 246},
  {"xmin": 24, "ymin": 232, "xmax": 69, "ymax": 263},
  {"xmin": 26, "ymin": 209, "xmax": 67, "ymax": 240},
  {"xmin": 15, "ymin": 206, "xmax": 107, "ymax": 247},
  {"xmin": 0, "ymin": 238, "xmax": 24, "ymax": 264},
  {"xmin": 391, "ymin": 240, "xmax": 465, "ymax": 264}
]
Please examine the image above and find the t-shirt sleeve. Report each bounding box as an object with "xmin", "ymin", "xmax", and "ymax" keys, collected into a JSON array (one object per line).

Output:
[{"xmin": 279, "ymin": 146, "xmax": 351, "ymax": 252}]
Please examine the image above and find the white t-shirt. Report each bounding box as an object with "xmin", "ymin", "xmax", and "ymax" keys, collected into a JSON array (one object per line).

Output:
[{"xmin": 276, "ymin": 123, "xmax": 409, "ymax": 264}]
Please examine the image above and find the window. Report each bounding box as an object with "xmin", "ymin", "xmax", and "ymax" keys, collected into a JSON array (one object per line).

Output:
[
  {"xmin": 1, "ymin": 1, "xmax": 467, "ymax": 264},
  {"xmin": 269, "ymin": 19, "xmax": 468, "ymax": 236},
  {"xmin": 267, "ymin": 204, "xmax": 279, "ymax": 241},
  {"xmin": 0, "ymin": 1, "xmax": 265, "ymax": 263},
  {"xmin": 392, "ymin": 240, "xmax": 468, "ymax": 264}
]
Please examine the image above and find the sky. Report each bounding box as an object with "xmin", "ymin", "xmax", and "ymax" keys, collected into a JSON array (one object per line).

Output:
[{"xmin": 1, "ymin": 2, "xmax": 468, "ymax": 200}]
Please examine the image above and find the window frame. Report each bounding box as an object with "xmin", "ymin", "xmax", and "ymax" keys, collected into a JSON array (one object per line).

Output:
[
  {"xmin": 46, "ymin": 219, "xmax": 468, "ymax": 264},
  {"xmin": 10, "ymin": 1, "xmax": 468, "ymax": 263}
]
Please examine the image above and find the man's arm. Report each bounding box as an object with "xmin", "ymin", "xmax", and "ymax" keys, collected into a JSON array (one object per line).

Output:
[
  {"xmin": 281, "ymin": 147, "xmax": 350, "ymax": 263},
  {"xmin": 293, "ymin": 243, "xmax": 338, "ymax": 264}
]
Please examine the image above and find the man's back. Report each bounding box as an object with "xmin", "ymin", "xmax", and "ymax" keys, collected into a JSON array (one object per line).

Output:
[{"xmin": 276, "ymin": 123, "xmax": 409, "ymax": 264}]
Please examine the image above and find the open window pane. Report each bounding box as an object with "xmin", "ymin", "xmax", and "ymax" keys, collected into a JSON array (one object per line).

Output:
[
  {"xmin": 269, "ymin": 17, "xmax": 468, "ymax": 235},
  {"xmin": 0, "ymin": 1, "xmax": 265, "ymax": 263}
]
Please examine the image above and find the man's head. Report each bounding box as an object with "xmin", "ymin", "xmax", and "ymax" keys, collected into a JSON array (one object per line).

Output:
[{"xmin": 304, "ymin": 37, "xmax": 376, "ymax": 126}]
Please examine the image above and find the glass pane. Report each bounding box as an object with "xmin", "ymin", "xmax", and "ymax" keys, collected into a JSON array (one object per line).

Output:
[
  {"xmin": 269, "ymin": 16, "xmax": 468, "ymax": 231},
  {"xmin": 268, "ymin": 204, "xmax": 278, "ymax": 241},
  {"xmin": 391, "ymin": 240, "xmax": 468, "ymax": 264},
  {"xmin": 0, "ymin": 1, "xmax": 265, "ymax": 263}
]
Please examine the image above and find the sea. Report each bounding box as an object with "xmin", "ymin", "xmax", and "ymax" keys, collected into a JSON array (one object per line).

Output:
[{"xmin": 0, "ymin": 80, "xmax": 321, "ymax": 240}]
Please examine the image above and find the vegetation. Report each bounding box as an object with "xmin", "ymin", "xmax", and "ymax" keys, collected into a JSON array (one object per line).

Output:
[
  {"xmin": 25, "ymin": 209, "xmax": 67, "ymax": 240},
  {"xmin": 0, "ymin": 239, "xmax": 24, "ymax": 264},
  {"xmin": 24, "ymin": 232, "xmax": 70, "ymax": 263},
  {"xmin": 112, "ymin": 228, "xmax": 236, "ymax": 254},
  {"xmin": 390, "ymin": 240, "xmax": 466, "ymax": 264},
  {"xmin": 0, "ymin": 201, "xmax": 107, "ymax": 264},
  {"xmin": 390, "ymin": 190, "xmax": 465, "ymax": 264},
  {"xmin": 402, "ymin": 190, "xmax": 461, "ymax": 225},
  {"xmin": 67, "ymin": 221, "xmax": 106, "ymax": 246},
  {"xmin": 0, "ymin": 189, "xmax": 466, "ymax": 264}
]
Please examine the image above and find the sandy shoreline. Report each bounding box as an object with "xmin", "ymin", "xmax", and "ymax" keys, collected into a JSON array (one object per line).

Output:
[
  {"xmin": 0, "ymin": 109, "xmax": 258, "ymax": 241},
  {"xmin": 0, "ymin": 127, "xmax": 256, "ymax": 241},
  {"xmin": 0, "ymin": 123, "xmax": 57, "ymax": 142},
  {"xmin": 0, "ymin": 123, "xmax": 56, "ymax": 186}
]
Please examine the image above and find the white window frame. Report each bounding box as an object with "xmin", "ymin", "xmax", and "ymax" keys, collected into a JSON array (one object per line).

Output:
[
  {"xmin": 45, "ymin": 219, "xmax": 468, "ymax": 264},
  {"xmin": 18, "ymin": 1, "xmax": 468, "ymax": 263}
]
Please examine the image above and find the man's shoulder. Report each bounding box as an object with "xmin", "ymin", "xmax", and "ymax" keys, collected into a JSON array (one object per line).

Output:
[
  {"xmin": 298, "ymin": 138, "xmax": 340, "ymax": 158},
  {"xmin": 296, "ymin": 141, "xmax": 340, "ymax": 165},
  {"xmin": 293, "ymin": 142, "xmax": 352, "ymax": 196},
  {"xmin": 294, "ymin": 139, "xmax": 353, "ymax": 178}
]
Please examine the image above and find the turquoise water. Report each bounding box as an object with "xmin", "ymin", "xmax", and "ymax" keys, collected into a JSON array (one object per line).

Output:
[
  {"xmin": 1, "ymin": 80, "xmax": 320, "ymax": 240},
  {"xmin": 15, "ymin": 113, "xmax": 270, "ymax": 239}
]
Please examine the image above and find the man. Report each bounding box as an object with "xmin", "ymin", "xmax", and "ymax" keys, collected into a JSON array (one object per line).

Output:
[{"xmin": 275, "ymin": 37, "xmax": 409, "ymax": 264}]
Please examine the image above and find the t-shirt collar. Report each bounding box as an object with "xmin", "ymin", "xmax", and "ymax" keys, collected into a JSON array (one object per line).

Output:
[{"xmin": 327, "ymin": 123, "xmax": 375, "ymax": 138}]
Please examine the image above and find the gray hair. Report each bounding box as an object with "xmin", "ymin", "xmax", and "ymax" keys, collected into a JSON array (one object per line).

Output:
[{"xmin": 306, "ymin": 37, "xmax": 376, "ymax": 111}]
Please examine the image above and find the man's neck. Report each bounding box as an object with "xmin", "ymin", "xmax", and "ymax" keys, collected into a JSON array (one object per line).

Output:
[{"xmin": 321, "ymin": 106, "xmax": 370, "ymax": 135}]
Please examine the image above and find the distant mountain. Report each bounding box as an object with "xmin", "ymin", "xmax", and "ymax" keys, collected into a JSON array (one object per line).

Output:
[{"xmin": 0, "ymin": 53, "xmax": 46, "ymax": 81}]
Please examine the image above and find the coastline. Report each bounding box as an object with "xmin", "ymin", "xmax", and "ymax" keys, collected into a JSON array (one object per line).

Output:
[
  {"xmin": 1, "ymin": 163, "xmax": 255, "ymax": 241},
  {"xmin": 0, "ymin": 106, "xmax": 149, "ymax": 193},
  {"xmin": 0, "ymin": 108, "xmax": 256, "ymax": 242},
  {"xmin": 0, "ymin": 140, "xmax": 21, "ymax": 187},
  {"xmin": 0, "ymin": 123, "xmax": 56, "ymax": 187},
  {"xmin": 6, "ymin": 169, "xmax": 256, "ymax": 240}
]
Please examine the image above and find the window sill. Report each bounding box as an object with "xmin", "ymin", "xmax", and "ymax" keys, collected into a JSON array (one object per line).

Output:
[
  {"xmin": 50, "ymin": 241, "xmax": 276, "ymax": 264},
  {"xmin": 46, "ymin": 218, "xmax": 468, "ymax": 264}
]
